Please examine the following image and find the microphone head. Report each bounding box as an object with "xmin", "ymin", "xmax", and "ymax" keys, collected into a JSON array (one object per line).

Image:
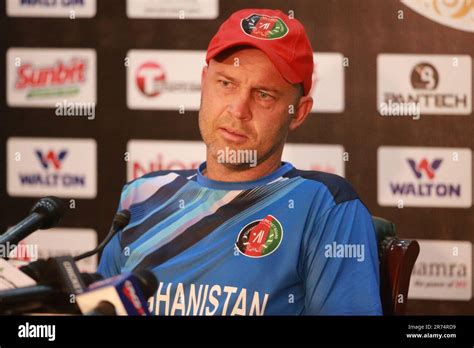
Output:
[
  {"xmin": 30, "ymin": 196, "xmax": 66, "ymax": 229},
  {"xmin": 113, "ymin": 210, "xmax": 131, "ymax": 230},
  {"xmin": 133, "ymin": 270, "xmax": 158, "ymax": 300}
]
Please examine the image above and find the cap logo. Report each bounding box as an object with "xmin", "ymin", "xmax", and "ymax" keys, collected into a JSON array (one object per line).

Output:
[{"xmin": 241, "ymin": 13, "xmax": 289, "ymax": 40}]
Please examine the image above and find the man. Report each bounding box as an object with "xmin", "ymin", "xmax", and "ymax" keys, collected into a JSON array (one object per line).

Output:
[{"xmin": 98, "ymin": 8, "xmax": 382, "ymax": 315}]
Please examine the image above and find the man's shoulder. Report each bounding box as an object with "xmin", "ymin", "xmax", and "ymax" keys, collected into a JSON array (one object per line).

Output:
[{"xmin": 284, "ymin": 167, "xmax": 359, "ymax": 205}]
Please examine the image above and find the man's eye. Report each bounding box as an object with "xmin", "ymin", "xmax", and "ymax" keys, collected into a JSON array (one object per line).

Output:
[
  {"xmin": 219, "ymin": 80, "xmax": 233, "ymax": 88},
  {"xmin": 257, "ymin": 91, "xmax": 274, "ymax": 100}
]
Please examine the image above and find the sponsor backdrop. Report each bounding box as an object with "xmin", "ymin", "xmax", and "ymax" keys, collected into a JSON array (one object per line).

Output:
[{"xmin": 0, "ymin": 0, "xmax": 473, "ymax": 314}]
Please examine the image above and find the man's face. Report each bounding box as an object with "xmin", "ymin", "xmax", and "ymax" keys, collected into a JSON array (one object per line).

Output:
[{"xmin": 199, "ymin": 47, "xmax": 302, "ymax": 169}]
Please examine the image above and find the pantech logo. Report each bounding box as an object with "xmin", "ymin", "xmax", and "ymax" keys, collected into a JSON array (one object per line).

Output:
[
  {"xmin": 378, "ymin": 147, "xmax": 472, "ymax": 208},
  {"xmin": 377, "ymin": 54, "xmax": 471, "ymax": 115},
  {"xmin": 127, "ymin": 50, "xmax": 204, "ymax": 110},
  {"xmin": 7, "ymin": 48, "xmax": 96, "ymax": 108},
  {"xmin": 135, "ymin": 61, "xmax": 166, "ymax": 97},
  {"xmin": 411, "ymin": 63, "xmax": 439, "ymax": 90},
  {"xmin": 36, "ymin": 150, "xmax": 68, "ymax": 170},
  {"xmin": 7, "ymin": 137, "xmax": 97, "ymax": 198}
]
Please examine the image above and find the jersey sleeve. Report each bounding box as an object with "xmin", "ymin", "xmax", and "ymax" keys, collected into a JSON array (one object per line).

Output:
[{"xmin": 302, "ymin": 198, "xmax": 382, "ymax": 315}]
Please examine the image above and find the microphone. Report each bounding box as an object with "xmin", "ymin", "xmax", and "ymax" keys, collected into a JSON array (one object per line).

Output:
[
  {"xmin": 0, "ymin": 269, "xmax": 103, "ymax": 315},
  {"xmin": 76, "ymin": 270, "xmax": 158, "ymax": 316},
  {"xmin": 0, "ymin": 284, "xmax": 60, "ymax": 314},
  {"xmin": 0, "ymin": 197, "xmax": 66, "ymax": 251},
  {"xmin": 74, "ymin": 209, "xmax": 131, "ymax": 262},
  {"xmin": 0, "ymin": 255, "xmax": 88, "ymax": 314},
  {"xmin": 19, "ymin": 209, "xmax": 130, "ymax": 282}
]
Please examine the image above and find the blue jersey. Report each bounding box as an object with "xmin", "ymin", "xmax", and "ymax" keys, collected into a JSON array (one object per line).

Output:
[{"xmin": 97, "ymin": 162, "xmax": 382, "ymax": 315}]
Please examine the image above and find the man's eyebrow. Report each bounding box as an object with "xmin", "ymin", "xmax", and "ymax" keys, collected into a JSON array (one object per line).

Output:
[
  {"xmin": 215, "ymin": 71, "xmax": 239, "ymax": 83},
  {"xmin": 253, "ymin": 85, "xmax": 281, "ymax": 94},
  {"xmin": 215, "ymin": 71, "xmax": 282, "ymax": 95}
]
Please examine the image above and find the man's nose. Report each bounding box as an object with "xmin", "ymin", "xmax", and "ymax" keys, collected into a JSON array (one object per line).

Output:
[{"xmin": 227, "ymin": 92, "xmax": 252, "ymax": 120}]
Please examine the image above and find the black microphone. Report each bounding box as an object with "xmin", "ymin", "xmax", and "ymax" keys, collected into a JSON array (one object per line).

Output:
[
  {"xmin": 0, "ymin": 284, "xmax": 60, "ymax": 315},
  {"xmin": 0, "ymin": 270, "xmax": 154, "ymax": 315},
  {"xmin": 0, "ymin": 197, "xmax": 66, "ymax": 250},
  {"xmin": 20, "ymin": 210, "xmax": 130, "ymax": 281},
  {"xmin": 74, "ymin": 209, "xmax": 131, "ymax": 262}
]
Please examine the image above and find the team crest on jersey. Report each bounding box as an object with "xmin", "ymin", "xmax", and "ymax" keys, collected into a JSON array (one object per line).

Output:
[
  {"xmin": 241, "ymin": 14, "xmax": 289, "ymax": 40},
  {"xmin": 235, "ymin": 215, "xmax": 283, "ymax": 258}
]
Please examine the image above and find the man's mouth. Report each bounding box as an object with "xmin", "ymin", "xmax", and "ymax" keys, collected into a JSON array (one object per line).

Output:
[{"xmin": 218, "ymin": 127, "xmax": 248, "ymax": 143}]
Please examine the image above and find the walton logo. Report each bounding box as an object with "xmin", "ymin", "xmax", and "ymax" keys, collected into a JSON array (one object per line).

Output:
[
  {"xmin": 407, "ymin": 158, "xmax": 442, "ymax": 180},
  {"xmin": 18, "ymin": 149, "xmax": 85, "ymax": 188},
  {"xmin": 389, "ymin": 157, "xmax": 460, "ymax": 198},
  {"xmin": 35, "ymin": 150, "xmax": 68, "ymax": 170}
]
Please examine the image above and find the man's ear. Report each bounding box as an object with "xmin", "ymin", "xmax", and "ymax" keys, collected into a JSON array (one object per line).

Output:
[
  {"xmin": 289, "ymin": 95, "xmax": 313, "ymax": 131},
  {"xmin": 201, "ymin": 66, "xmax": 208, "ymax": 86}
]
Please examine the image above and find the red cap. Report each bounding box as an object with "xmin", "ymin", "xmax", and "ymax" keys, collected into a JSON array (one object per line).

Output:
[{"xmin": 206, "ymin": 9, "xmax": 314, "ymax": 95}]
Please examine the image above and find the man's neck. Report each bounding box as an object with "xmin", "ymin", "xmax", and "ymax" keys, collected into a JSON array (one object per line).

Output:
[{"xmin": 203, "ymin": 156, "xmax": 282, "ymax": 183}]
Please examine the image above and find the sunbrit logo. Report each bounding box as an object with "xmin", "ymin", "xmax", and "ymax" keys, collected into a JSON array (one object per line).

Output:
[
  {"xmin": 7, "ymin": 48, "xmax": 96, "ymax": 108},
  {"xmin": 15, "ymin": 58, "xmax": 87, "ymax": 99},
  {"xmin": 377, "ymin": 147, "xmax": 472, "ymax": 208},
  {"xmin": 241, "ymin": 14, "xmax": 289, "ymax": 40},
  {"xmin": 236, "ymin": 215, "xmax": 283, "ymax": 258}
]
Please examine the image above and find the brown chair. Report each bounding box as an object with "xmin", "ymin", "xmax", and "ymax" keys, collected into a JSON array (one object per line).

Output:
[{"xmin": 372, "ymin": 216, "xmax": 420, "ymax": 315}]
